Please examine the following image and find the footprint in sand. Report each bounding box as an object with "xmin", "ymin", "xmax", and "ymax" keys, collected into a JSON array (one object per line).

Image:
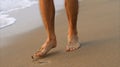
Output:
[{"xmin": 33, "ymin": 60, "xmax": 51, "ymax": 65}]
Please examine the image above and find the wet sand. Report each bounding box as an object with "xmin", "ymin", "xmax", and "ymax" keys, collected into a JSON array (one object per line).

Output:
[{"xmin": 0, "ymin": 0, "xmax": 120, "ymax": 67}]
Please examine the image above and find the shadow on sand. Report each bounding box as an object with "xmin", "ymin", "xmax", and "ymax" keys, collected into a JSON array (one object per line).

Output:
[{"xmin": 81, "ymin": 36, "xmax": 120, "ymax": 48}]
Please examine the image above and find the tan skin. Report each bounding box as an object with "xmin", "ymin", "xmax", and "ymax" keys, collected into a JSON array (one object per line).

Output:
[{"xmin": 32, "ymin": 0, "xmax": 80, "ymax": 59}]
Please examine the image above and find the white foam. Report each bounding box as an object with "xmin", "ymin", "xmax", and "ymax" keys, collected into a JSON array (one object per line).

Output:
[
  {"xmin": 0, "ymin": 14, "xmax": 16, "ymax": 29},
  {"xmin": 0, "ymin": 0, "xmax": 37, "ymax": 29},
  {"xmin": 0, "ymin": 0, "xmax": 37, "ymax": 13}
]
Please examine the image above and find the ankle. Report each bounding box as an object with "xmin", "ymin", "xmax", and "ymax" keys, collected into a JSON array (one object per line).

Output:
[
  {"xmin": 68, "ymin": 35, "xmax": 78, "ymax": 42},
  {"xmin": 48, "ymin": 37, "xmax": 56, "ymax": 41},
  {"xmin": 47, "ymin": 36, "xmax": 57, "ymax": 43}
]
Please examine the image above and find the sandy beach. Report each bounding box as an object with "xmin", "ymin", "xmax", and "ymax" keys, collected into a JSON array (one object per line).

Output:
[{"xmin": 0, "ymin": 0, "xmax": 120, "ymax": 67}]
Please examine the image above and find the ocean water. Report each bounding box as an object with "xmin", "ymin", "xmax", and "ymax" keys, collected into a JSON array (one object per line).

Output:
[
  {"xmin": 0, "ymin": 0, "xmax": 65, "ymax": 29},
  {"xmin": 0, "ymin": 0, "xmax": 38, "ymax": 29},
  {"xmin": 0, "ymin": 0, "xmax": 82, "ymax": 29}
]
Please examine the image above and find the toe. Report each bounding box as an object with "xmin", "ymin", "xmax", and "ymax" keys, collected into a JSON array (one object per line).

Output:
[
  {"xmin": 70, "ymin": 47, "xmax": 74, "ymax": 51},
  {"xmin": 70, "ymin": 48, "xmax": 73, "ymax": 51},
  {"xmin": 66, "ymin": 46, "xmax": 70, "ymax": 52},
  {"xmin": 71, "ymin": 47, "xmax": 76, "ymax": 51},
  {"xmin": 66, "ymin": 48, "xmax": 70, "ymax": 52}
]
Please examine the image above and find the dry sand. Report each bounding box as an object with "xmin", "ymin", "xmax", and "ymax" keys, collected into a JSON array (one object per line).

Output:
[{"xmin": 0, "ymin": 0, "xmax": 120, "ymax": 67}]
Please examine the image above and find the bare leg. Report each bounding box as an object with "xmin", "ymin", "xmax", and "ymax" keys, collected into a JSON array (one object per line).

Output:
[
  {"xmin": 65, "ymin": 0, "xmax": 80, "ymax": 52},
  {"xmin": 32, "ymin": 0, "xmax": 56, "ymax": 58}
]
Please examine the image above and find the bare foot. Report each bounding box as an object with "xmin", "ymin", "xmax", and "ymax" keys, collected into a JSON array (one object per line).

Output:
[
  {"xmin": 32, "ymin": 39, "xmax": 57, "ymax": 59},
  {"xmin": 66, "ymin": 36, "xmax": 80, "ymax": 52}
]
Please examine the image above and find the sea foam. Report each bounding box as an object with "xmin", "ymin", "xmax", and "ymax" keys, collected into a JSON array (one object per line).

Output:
[{"xmin": 0, "ymin": 0, "xmax": 37, "ymax": 29}]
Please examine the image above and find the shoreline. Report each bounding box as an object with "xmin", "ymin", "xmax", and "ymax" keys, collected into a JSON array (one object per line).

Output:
[
  {"xmin": 0, "ymin": 0, "xmax": 83, "ymax": 29},
  {"xmin": 0, "ymin": 0, "xmax": 120, "ymax": 67},
  {"xmin": 0, "ymin": 0, "xmax": 64, "ymax": 30},
  {"xmin": 0, "ymin": 0, "xmax": 38, "ymax": 29}
]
